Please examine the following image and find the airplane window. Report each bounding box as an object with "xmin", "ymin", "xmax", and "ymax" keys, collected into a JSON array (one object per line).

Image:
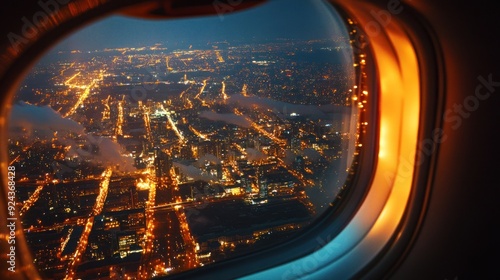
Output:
[{"xmin": 5, "ymin": 0, "xmax": 369, "ymax": 279}]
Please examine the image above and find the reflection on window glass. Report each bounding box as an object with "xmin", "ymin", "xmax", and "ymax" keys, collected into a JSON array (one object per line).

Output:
[{"xmin": 8, "ymin": 0, "xmax": 366, "ymax": 278}]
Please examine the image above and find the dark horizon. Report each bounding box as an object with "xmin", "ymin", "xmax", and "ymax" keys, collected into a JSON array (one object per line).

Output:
[{"xmin": 48, "ymin": 0, "xmax": 349, "ymax": 52}]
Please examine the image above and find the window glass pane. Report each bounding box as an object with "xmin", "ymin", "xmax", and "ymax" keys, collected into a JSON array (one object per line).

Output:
[{"xmin": 8, "ymin": 0, "xmax": 362, "ymax": 278}]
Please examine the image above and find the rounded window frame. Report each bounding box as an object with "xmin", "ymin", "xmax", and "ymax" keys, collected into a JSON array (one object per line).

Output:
[{"xmin": 0, "ymin": 0, "xmax": 443, "ymax": 279}]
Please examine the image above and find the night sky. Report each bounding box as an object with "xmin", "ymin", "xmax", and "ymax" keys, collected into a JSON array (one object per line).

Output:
[{"xmin": 51, "ymin": 0, "xmax": 349, "ymax": 51}]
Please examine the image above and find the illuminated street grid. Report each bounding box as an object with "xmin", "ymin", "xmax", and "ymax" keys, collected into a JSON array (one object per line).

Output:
[{"xmin": 10, "ymin": 37, "xmax": 367, "ymax": 279}]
